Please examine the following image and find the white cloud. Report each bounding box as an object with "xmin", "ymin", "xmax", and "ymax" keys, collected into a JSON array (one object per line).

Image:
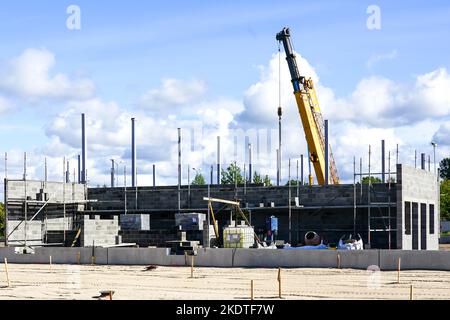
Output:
[
  {"xmin": 6, "ymin": 51, "xmax": 450, "ymax": 188},
  {"xmin": 41, "ymin": 92, "xmax": 246, "ymax": 186},
  {"xmin": 239, "ymin": 52, "xmax": 317, "ymax": 126},
  {"xmin": 140, "ymin": 78, "xmax": 207, "ymax": 112},
  {"xmin": 366, "ymin": 50, "xmax": 398, "ymax": 68},
  {"xmin": 0, "ymin": 48, "xmax": 95, "ymax": 101},
  {"xmin": 235, "ymin": 53, "xmax": 450, "ymax": 183},
  {"xmin": 433, "ymin": 122, "xmax": 450, "ymax": 146},
  {"xmin": 0, "ymin": 96, "xmax": 12, "ymax": 114},
  {"xmin": 321, "ymin": 68, "xmax": 450, "ymax": 127}
]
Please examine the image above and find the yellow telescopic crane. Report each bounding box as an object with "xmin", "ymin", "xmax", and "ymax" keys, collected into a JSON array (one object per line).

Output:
[{"xmin": 276, "ymin": 27, "xmax": 339, "ymax": 185}]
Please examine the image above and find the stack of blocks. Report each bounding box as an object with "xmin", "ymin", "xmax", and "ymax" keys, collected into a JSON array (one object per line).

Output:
[{"xmin": 81, "ymin": 215, "xmax": 120, "ymax": 247}]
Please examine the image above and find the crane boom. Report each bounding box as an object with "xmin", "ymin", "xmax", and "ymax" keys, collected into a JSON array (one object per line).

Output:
[{"xmin": 276, "ymin": 27, "xmax": 339, "ymax": 185}]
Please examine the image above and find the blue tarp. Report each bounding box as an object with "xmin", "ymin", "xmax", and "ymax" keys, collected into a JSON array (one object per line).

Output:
[{"xmin": 282, "ymin": 244, "xmax": 328, "ymax": 250}]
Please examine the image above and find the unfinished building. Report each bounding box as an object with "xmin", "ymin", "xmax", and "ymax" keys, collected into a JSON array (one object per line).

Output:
[{"xmin": 3, "ymin": 163, "xmax": 440, "ymax": 251}]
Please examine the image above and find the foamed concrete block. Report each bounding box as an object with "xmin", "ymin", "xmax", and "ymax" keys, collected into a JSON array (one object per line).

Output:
[{"xmin": 120, "ymin": 214, "xmax": 150, "ymax": 231}]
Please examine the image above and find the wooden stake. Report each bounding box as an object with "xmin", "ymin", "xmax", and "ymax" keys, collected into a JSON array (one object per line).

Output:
[
  {"xmin": 4, "ymin": 258, "xmax": 10, "ymax": 288},
  {"xmin": 337, "ymin": 253, "xmax": 341, "ymax": 269},
  {"xmin": 77, "ymin": 251, "xmax": 81, "ymax": 265},
  {"xmin": 49, "ymin": 255, "xmax": 52, "ymax": 271},
  {"xmin": 397, "ymin": 258, "xmax": 401, "ymax": 284},
  {"xmin": 277, "ymin": 268, "xmax": 282, "ymax": 299},
  {"xmin": 251, "ymin": 280, "xmax": 254, "ymax": 300},
  {"xmin": 109, "ymin": 291, "xmax": 113, "ymax": 300},
  {"xmin": 410, "ymin": 285, "xmax": 413, "ymax": 300}
]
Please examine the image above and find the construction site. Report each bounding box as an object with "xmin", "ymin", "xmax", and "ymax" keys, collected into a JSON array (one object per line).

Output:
[{"xmin": 1, "ymin": 26, "xmax": 449, "ymax": 301}]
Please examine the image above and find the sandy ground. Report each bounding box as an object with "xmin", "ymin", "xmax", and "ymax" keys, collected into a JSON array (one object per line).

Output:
[{"xmin": 1, "ymin": 264, "xmax": 450, "ymax": 300}]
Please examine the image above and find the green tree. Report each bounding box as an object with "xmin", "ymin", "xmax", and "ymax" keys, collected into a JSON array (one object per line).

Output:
[
  {"xmin": 221, "ymin": 162, "xmax": 245, "ymax": 185},
  {"xmin": 441, "ymin": 179, "xmax": 450, "ymax": 221},
  {"xmin": 192, "ymin": 172, "xmax": 206, "ymax": 186},
  {"xmin": 285, "ymin": 180, "xmax": 300, "ymax": 186},
  {"xmin": 263, "ymin": 175, "xmax": 273, "ymax": 187},
  {"xmin": 0, "ymin": 202, "xmax": 4, "ymax": 238},
  {"xmin": 440, "ymin": 158, "xmax": 450, "ymax": 180},
  {"xmin": 362, "ymin": 176, "xmax": 382, "ymax": 184},
  {"xmin": 252, "ymin": 172, "xmax": 263, "ymax": 184}
]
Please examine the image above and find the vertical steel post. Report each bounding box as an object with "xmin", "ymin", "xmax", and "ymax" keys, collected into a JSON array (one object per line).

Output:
[
  {"xmin": 131, "ymin": 118, "xmax": 137, "ymax": 187},
  {"xmin": 415, "ymin": 150, "xmax": 417, "ymax": 168},
  {"xmin": 178, "ymin": 128, "xmax": 182, "ymax": 214},
  {"xmin": 368, "ymin": 145, "xmax": 371, "ymax": 248},
  {"xmin": 421, "ymin": 153, "xmax": 426, "ymax": 170},
  {"xmin": 300, "ymin": 154, "xmax": 304, "ymax": 186},
  {"xmin": 44, "ymin": 157, "xmax": 47, "ymax": 185},
  {"xmin": 353, "ymin": 156, "xmax": 356, "ymax": 235},
  {"xmin": 66, "ymin": 161, "xmax": 70, "ymax": 183},
  {"xmin": 81, "ymin": 114, "xmax": 87, "ymax": 184},
  {"xmin": 153, "ymin": 164, "xmax": 156, "ymax": 187},
  {"xmin": 210, "ymin": 165, "xmax": 213, "ymax": 186},
  {"xmin": 296, "ymin": 159, "xmax": 299, "ymax": 199},
  {"xmin": 276, "ymin": 149, "xmax": 280, "ymax": 186},
  {"xmin": 288, "ymin": 158, "xmax": 292, "ymax": 244},
  {"xmin": 24, "ymin": 152, "xmax": 27, "ymax": 250},
  {"xmin": 249, "ymin": 143, "xmax": 252, "ymax": 183},
  {"xmin": 77, "ymin": 155, "xmax": 81, "ymax": 184},
  {"xmin": 124, "ymin": 164, "xmax": 127, "ymax": 215},
  {"xmin": 63, "ymin": 157, "xmax": 66, "ymax": 244},
  {"xmin": 111, "ymin": 159, "xmax": 115, "ymax": 188},
  {"xmin": 381, "ymin": 140, "xmax": 386, "ymax": 183},
  {"xmin": 324, "ymin": 120, "xmax": 329, "ymax": 185},
  {"xmin": 278, "ymin": 107, "xmax": 282, "ymax": 186},
  {"xmin": 217, "ymin": 136, "xmax": 221, "ymax": 185}
]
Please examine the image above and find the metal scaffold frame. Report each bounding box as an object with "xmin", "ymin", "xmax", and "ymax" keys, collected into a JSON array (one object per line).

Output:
[{"xmin": 353, "ymin": 145, "xmax": 398, "ymax": 249}]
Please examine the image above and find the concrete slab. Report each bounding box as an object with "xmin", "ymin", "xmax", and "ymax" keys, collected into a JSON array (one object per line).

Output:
[
  {"xmin": 339, "ymin": 250, "xmax": 380, "ymax": 270},
  {"xmin": 195, "ymin": 248, "xmax": 235, "ymax": 267},
  {"xmin": 380, "ymin": 250, "xmax": 450, "ymax": 271}
]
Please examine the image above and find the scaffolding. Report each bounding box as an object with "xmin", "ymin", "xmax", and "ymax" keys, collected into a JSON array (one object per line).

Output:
[{"xmin": 353, "ymin": 147, "xmax": 398, "ymax": 249}]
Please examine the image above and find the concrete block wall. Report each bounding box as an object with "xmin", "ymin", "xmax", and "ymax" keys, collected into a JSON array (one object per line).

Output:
[
  {"xmin": 396, "ymin": 165, "xmax": 439, "ymax": 250},
  {"xmin": 5, "ymin": 180, "xmax": 87, "ymax": 246},
  {"xmin": 80, "ymin": 215, "xmax": 120, "ymax": 247},
  {"xmin": 45, "ymin": 217, "xmax": 73, "ymax": 231},
  {"xmin": 6, "ymin": 180, "xmax": 86, "ymax": 203},
  {"xmin": 6, "ymin": 217, "xmax": 73, "ymax": 246},
  {"xmin": 88, "ymin": 184, "xmax": 396, "ymax": 212},
  {"xmin": 7, "ymin": 221, "xmax": 42, "ymax": 246},
  {"xmin": 86, "ymin": 183, "xmax": 398, "ymax": 248}
]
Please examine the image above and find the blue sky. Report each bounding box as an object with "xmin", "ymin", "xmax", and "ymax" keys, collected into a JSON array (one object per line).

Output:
[{"xmin": 1, "ymin": 0, "xmax": 450, "ymax": 188}]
